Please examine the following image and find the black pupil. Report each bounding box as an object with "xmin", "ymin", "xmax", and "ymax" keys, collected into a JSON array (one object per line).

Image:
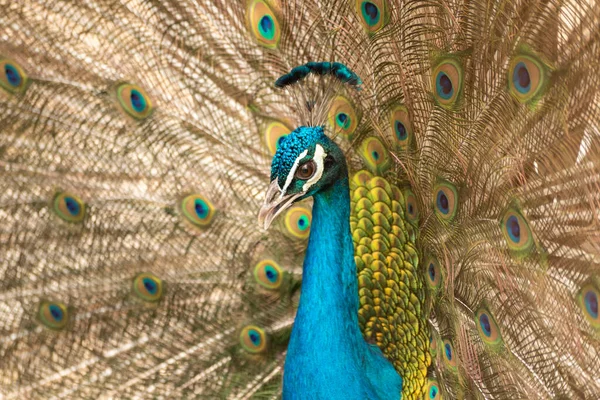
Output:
[
  {"xmin": 439, "ymin": 193, "xmax": 448, "ymax": 210},
  {"xmin": 440, "ymin": 74, "xmax": 452, "ymax": 94},
  {"xmin": 145, "ymin": 280, "xmax": 156, "ymax": 292},
  {"xmin": 590, "ymin": 293, "xmax": 598, "ymax": 314},
  {"xmin": 365, "ymin": 2, "xmax": 378, "ymax": 19},
  {"xmin": 66, "ymin": 199, "xmax": 77, "ymax": 213},
  {"xmin": 260, "ymin": 16, "xmax": 272, "ymax": 32},
  {"xmin": 518, "ymin": 65, "xmax": 530, "ymax": 88},
  {"xmin": 6, "ymin": 67, "xmax": 18, "ymax": 83},
  {"xmin": 481, "ymin": 315, "xmax": 491, "ymax": 333},
  {"xmin": 429, "ymin": 264, "xmax": 435, "ymax": 280},
  {"xmin": 510, "ymin": 218, "xmax": 520, "ymax": 238},
  {"xmin": 298, "ymin": 162, "xmax": 313, "ymax": 178},
  {"xmin": 396, "ymin": 121, "xmax": 406, "ymax": 138}
]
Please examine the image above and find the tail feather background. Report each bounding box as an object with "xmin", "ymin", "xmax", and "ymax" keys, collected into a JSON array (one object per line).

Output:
[{"xmin": 1, "ymin": 0, "xmax": 599, "ymax": 398}]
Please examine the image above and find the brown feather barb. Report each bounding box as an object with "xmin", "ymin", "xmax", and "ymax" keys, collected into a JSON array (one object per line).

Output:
[{"xmin": 0, "ymin": 0, "xmax": 599, "ymax": 398}]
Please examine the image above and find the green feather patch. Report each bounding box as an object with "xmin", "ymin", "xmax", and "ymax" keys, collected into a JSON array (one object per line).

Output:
[
  {"xmin": 282, "ymin": 205, "xmax": 311, "ymax": 240},
  {"xmin": 117, "ymin": 83, "xmax": 153, "ymax": 119},
  {"xmin": 442, "ymin": 339, "xmax": 458, "ymax": 371},
  {"xmin": 431, "ymin": 58, "xmax": 463, "ymax": 108},
  {"xmin": 475, "ymin": 306, "xmax": 503, "ymax": 348},
  {"xmin": 53, "ymin": 192, "xmax": 86, "ymax": 223},
  {"xmin": 356, "ymin": 0, "xmax": 389, "ymax": 33},
  {"xmin": 350, "ymin": 172, "xmax": 430, "ymax": 398},
  {"xmin": 500, "ymin": 204, "xmax": 534, "ymax": 256},
  {"xmin": 425, "ymin": 378, "xmax": 442, "ymax": 399},
  {"xmin": 578, "ymin": 281, "xmax": 600, "ymax": 331},
  {"xmin": 240, "ymin": 325, "xmax": 268, "ymax": 353},
  {"xmin": 425, "ymin": 255, "xmax": 442, "ymax": 294},
  {"xmin": 359, "ymin": 137, "xmax": 391, "ymax": 173},
  {"xmin": 508, "ymin": 48, "xmax": 550, "ymax": 105},
  {"xmin": 264, "ymin": 120, "xmax": 292, "ymax": 155},
  {"xmin": 389, "ymin": 105, "xmax": 412, "ymax": 150},
  {"xmin": 254, "ymin": 259, "xmax": 284, "ymax": 290},
  {"xmin": 132, "ymin": 273, "xmax": 164, "ymax": 302},
  {"xmin": 403, "ymin": 189, "xmax": 419, "ymax": 225},
  {"xmin": 432, "ymin": 180, "xmax": 458, "ymax": 223},
  {"xmin": 429, "ymin": 331, "xmax": 438, "ymax": 357},
  {"xmin": 0, "ymin": 58, "xmax": 28, "ymax": 94},
  {"xmin": 328, "ymin": 96, "xmax": 360, "ymax": 140},
  {"xmin": 181, "ymin": 194, "xmax": 215, "ymax": 228},
  {"xmin": 38, "ymin": 301, "xmax": 69, "ymax": 330},
  {"xmin": 246, "ymin": 0, "xmax": 281, "ymax": 49}
]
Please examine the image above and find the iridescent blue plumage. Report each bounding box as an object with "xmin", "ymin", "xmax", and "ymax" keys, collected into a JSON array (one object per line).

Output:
[
  {"xmin": 266, "ymin": 126, "xmax": 402, "ymax": 399},
  {"xmin": 274, "ymin": 62, "xmax": 362, "ymax": 88},
  {"xmin": 270, "ymin": 126, "xmax": 322, "ymax": 178}
]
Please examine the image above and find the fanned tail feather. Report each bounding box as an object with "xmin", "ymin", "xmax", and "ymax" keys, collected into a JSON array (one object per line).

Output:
[{"xmin": 1, "ymin": 0, "xmax": 599, "ymax": 398}]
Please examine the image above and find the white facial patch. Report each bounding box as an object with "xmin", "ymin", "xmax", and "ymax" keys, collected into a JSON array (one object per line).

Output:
[
  {"xmin": 302, "ymin": 144, "xmax": 326, "ymax": 192},
  {"xmin": 280, "ymin": 149, "xmax": 308, "ymax": 197},
  {"xmin": 279, "ymin": 145, "xmax": 328, "ymax": 196}
]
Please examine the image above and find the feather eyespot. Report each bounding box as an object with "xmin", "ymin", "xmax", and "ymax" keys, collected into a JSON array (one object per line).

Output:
[
  {"xmin": 53, "ymin": 192, "xmax": 85, "ymax": 223},
  {"xmin": 247, "ymin": 0, "xmax": 281, "ymax": 48},
  {"xmin": 390, "ymin": 105, "xmax": 412, "ymax": 150},
  {"xmin": 508, "ymin": 54, "xmax": 547, "ymax": 104},
  {"xmin": 117, "ymin": 84, "xmax": 153, "ymax": 119},
  {"xmin": 132, "ymin": 273, "xmax": 163, "ymax": 302},
  {"xmin": 426, "ymin": 379, "xmax": 442, "ymax": 400},
  {"xmin": 240, "ymin": 325, "xmax": 267, "ymax": 353},
  {"xmin": 265, "ymin": 121, "xmax": 291, "ymax": 155},
  {"xmin": 425, "ymin": 256, "xmax": 442, "ymax": 292},
  {"xmin": 475, "ymin": 308, "xmax": 502, "ymax": 346},
  {"xmin": 403, "ymin": 189, "xmax": 419, "ymax": 224},
  {"xmin": 432, "ymin": 59, "xmax": 463, "ymax": 108},
  {"xmin": 500, "ymin": 207, "xmax": 534, "ymax": 254},
  {"xmin": 578, "ymin": 284, "xmax": 599, "ymax": 330},
  {"xmin": 0, "ymin": 58, "xmax": 27, "ymax": 94},
  {"xmin": 328, "ymin": 96, "xmax": 359, "ymax": 140},
  {"xmin": 360, "ymin": 137, "xmax": 390, "ymax": 173},
  {"xmin": 39, "ymin": 301, "xmax": 69, "ymax": 330},
  {"xmin": 181, "ymin": 194, "xmax": 215, "ymax": 228},
  {"xmin": 429, "ymin": 332, "xmax": 438, "ymax": 356},
  {"xmin": 356, "ymin": 0, "xmax": 388, "ymax": 33},
  {"xmin": 442, "ymin": 339, "xmax": 457, "ymax": 369},
  {"xmin": 283, "ymin": 206, "xmax": 311, "ymax": 239},
  {"xmin": 254, "ymin": 259, "xmax": 283, "ymax": 290},
  {"xmin": 433, "ymin": 180, "xmax": 458, "ymax": 222}
]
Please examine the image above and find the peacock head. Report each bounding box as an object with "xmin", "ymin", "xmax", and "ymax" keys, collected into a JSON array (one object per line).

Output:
[{"xmin": 258, "ymin": 125, "xmax": 346, "ymax": 229}]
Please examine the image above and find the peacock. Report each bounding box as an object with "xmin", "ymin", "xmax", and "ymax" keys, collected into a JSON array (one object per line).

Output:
[{"xmin": 1, "ymin": 0, "xmax": 599, "ymax": 398}]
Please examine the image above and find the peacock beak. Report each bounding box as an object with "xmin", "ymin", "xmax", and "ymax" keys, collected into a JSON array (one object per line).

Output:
[{"xmin": 258, "ymin": 180, "xmax": 304, "ymax": 230}]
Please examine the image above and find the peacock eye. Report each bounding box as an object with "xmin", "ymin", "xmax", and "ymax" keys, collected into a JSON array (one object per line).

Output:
[{"xmin": 296, "ymin": 160, "xmax": 316, "ymax": 179}]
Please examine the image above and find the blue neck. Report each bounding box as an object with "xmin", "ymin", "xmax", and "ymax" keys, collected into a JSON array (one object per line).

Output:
[
  {"xmin": 282, "ymin": 177, "xmax": 402, "ymax": 400},
  {"xmin": 298, "ymin": 177, "xmax": 358, "ymax": 332}
]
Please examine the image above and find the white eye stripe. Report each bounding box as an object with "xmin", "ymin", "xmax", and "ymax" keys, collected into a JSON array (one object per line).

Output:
[
  {"xmin": 302, "ymin": 144, "xmax": 326, "ymax": 192},
  {"xmin": 280, "ymin": 149, "xmax": 308, "ymax": 197}
]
